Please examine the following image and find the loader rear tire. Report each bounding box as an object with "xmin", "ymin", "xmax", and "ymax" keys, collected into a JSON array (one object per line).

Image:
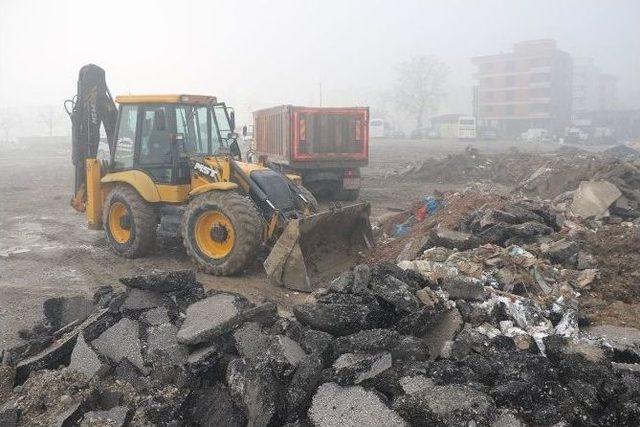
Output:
[
  {"xmin": 103, "ymin": 185, "xmax": 157, "ymax": 258},
  {"xmin": 182, "ymin": 191, "xmax": 262, "ymax": 275}
]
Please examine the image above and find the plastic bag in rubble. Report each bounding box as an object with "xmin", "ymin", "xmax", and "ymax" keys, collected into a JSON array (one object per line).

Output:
[
  {"xmin": 393, "ymin": 215, "xmax": 417, "ymax": 237},
  {"xmin": 416, "ymin": 195, "xmax": 439, "ymax": 221}
]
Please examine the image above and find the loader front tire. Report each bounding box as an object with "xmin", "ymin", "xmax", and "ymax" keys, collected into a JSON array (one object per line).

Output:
[
  {"xmin": 103, "ymin": 185, "xmax": 157, "ymax": 258},
  {"xmin": 182, "ymin": 191, "xmax": 262, "ymax": 275}
]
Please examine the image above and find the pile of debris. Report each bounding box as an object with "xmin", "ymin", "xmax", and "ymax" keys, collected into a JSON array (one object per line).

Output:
[
  {"xmin": 393, "ymin": 147, "xmax": 571, "ymax": 187},
  {"xmin": 405, "ymin": 146, "xmax": 496, "ymax": 184},
  {"xmin": 3, "ymin": 264, "xmax": 640, "ymax": 426},
  {"xmin": 519, "ymin": 150, "xmax": 640, "ymax": 222},
  {"xmin": 393, "ymin": 197, "xmax": 601, "ymax": 301},
  {"xmin": 395, "ymin": 145, "xmax": 640, "ymax": 210}
]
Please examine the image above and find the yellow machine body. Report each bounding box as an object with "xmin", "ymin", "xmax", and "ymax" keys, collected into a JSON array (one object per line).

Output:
[{"xmin": 74, "ymin": 91, "xmax": 372, "ymax": 292}]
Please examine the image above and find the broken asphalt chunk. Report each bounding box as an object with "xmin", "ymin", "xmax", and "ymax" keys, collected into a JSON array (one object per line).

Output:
[
  {"xmin": 68, "ymin": 334, "xmax": 108, "ymax": 378},
  {"xmin": 225, "ymin": 357, "xmax": 280, "ymax": 427},
  {"xmin": 294, "ymin": 301, "xmax": 382, "ymax": 336},
  {"xmin": 370, "ymin": 275, "xmax": 421, "ymax": 313},
  {"xmin": 428, "ymin": 228, "xmax": 480, "ymax": 251},
  {"xmin": 177, "ymin": 294, "xmax": 276, "ymax": 345},
  {"xmin": 332, "ymin": 329, "xmax": 400, "ymax": 357},
  {"xmin": 119, "ymin": 269, "xmax": 199, "ymax": 293},
  {"xmin": 91, "ymin": 318, "xmax": 145, "ymax": 371},
  {"xmin": 393, "ymin": 384, "xmax": 497, "ymax": 426},
  {"xmin": 332, "ymin": 352, "xmax": 392, "ymax": 385},
  {"xmin": 441, "ymin": 277, "xmax": 488, "ymax": 301},
  {"xmin": 80, "ymin": 406, "xmax": 131, "ymax": 427},
  {"xmin": 185, "ymin": 383, "xmax": 246, "ymax": 427},
  {"xmin": 308, "ymin": 382, "xmax": 407, "ymax": 427}
]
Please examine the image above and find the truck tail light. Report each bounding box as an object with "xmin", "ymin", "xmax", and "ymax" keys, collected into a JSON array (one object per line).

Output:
[
  {"xmin": 299, "ymin": 119, "xmax": 306, "ymax": 141},
  {"xmin": 344, "ymin": 169, "xmax": 357, "ymax": 177}
]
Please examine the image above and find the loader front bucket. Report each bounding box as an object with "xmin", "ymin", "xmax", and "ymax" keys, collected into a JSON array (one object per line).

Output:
[{"xmin": 264, "ymin": 202, "xmax": 374, "ymax": 292}]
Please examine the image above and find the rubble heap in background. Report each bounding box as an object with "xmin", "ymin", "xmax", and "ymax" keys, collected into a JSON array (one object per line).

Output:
[
  {"xmin": 2, "ymin": 263, "xmax": 640, "ymax": 426},
  {"xmin": 397, "ymin": 146, "xmax": 551, "ymax": 186},
  {"xmin": 393, "ymin": 145, "xmax": 640, "ymax": 216},
  {"xmin": 518, "ymin": 147, "xmax": 640, "ymax": 221}
]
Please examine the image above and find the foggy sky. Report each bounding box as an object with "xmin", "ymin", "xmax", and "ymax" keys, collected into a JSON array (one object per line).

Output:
[{"xmin": 1, "ymin": 0, "xmax": 639, "ymax": 123}]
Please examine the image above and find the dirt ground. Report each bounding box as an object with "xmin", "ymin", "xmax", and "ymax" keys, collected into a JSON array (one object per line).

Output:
[{"xmin": 0, "ymin": 137, "xmax": 568, "ymax": 351}]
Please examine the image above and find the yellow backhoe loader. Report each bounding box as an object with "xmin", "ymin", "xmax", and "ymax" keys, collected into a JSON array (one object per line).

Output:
[{"xmin": 65, "ymin": 65, "xmax": 372, "ymax": 291}]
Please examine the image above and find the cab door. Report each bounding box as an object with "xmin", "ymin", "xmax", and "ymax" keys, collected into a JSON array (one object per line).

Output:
[
  {"xmin": 111, "ymin": 104, "xmax": 138, "ymax": 170},
  {"xmin": 136, "ymin": 105, "xmax": 175, "ymax": 183}
]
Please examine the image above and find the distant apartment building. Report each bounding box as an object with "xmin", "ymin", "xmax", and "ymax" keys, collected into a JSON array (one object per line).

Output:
[
  {"xmin": 597, "ymin": 74, "xmax": 618, "ymax": 111},
  {"xmin": 472, "ymin": 39, "xmax": 572, "ymax": 136},
  {"xmin": 572, "ymin": 57, "xmax": 600, "ymax": 118},
  {"xmin": 572, "ymin": 58, "xmax": 619, "ymax": 119}
]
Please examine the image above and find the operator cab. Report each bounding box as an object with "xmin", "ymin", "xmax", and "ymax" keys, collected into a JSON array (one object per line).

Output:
[{"xmin": 110, "ymin": 95, "xmax": 239, "ymax": 184}]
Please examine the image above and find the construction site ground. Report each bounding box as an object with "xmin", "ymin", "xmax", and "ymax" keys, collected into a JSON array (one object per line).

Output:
[{"xmin": 0, "ymin": 137, "xmax": 602, "ymax": 352}]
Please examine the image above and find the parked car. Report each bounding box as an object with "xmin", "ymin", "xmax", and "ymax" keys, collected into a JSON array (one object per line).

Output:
[
  {"xmin": 521, "ymin": 128, "xmax": 550, "ymax": 143},
  {"xmin": 565, "ymin": 127, "xmax": 589, "ymax": 143}
]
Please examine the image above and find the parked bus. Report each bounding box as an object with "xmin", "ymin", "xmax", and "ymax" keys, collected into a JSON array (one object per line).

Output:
[
  {"xmin": 458, "ymin": 116, "xmax": 477, "ymax": 140},
  {"xmin": 429, "ymin": 114, "xmax": 477, "ymax": 140}
]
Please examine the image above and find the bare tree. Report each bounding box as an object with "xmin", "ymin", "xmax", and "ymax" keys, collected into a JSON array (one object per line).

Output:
[
  {"xmin": 393, "ymin": 56, "xmax": 448, "ymax": 130},
  {"xmin": 38, "ymin": 105, "xmax": 62, "ymax": 137}
]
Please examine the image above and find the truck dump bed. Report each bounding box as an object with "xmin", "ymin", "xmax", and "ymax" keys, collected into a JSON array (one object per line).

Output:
[{"xmin": 253, "ymin": 105, "xmax": 369, "ymax": 168}]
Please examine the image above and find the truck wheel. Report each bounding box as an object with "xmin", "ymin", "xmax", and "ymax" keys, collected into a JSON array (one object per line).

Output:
[
  {"xmin": 338, "ymin": 189, "xmax": 360, "ymax": 201},
  {"xmin": 182, "ymin": 191, "xmax": 262, "ymax": 275},
  {"xmin": 103, "ymin": 185, "xmax": 157, "ymax": 258},
  {"xmin": 296, "ymin": 185, "xmax": 319, "ymax": 212}
]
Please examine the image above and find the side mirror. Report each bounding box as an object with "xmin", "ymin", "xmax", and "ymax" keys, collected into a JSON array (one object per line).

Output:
[
  {"xmin": 229, "ymin": 140, "xmax": 241, "ymax": 160},
  {"xmin": 154, "ymin": 109, "xmax": 166, "ymax": 131},
  {"xmin": 242, "ymin": 125, "xmax": 247, "ymax": 137},
  {"xmin": 229, "ymin": 109, "xmax": 236, "ymax": 131}
]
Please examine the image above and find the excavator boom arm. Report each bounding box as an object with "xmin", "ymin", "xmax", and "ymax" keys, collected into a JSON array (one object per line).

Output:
[{"xmin": 65, "ymin": 64, "xmax": 118, "ymax": 205}]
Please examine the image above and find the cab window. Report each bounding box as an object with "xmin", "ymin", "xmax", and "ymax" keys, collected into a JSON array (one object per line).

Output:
[
  {"xmin": 176, "ymin": 105, "xmax": 212, "ymax": 154},
  {"xmin": 113, "ymin": 105, "xmax": 137, "ymax": 169},
  {"xmin": 138, "ymin": 105, "xmax": 173, "ymax": 182},
  {"xmin": 139, "ymin": 106, "xmax": 171, "ymax": 165},
  {"xmin": 214, "ymin": 105, "xmax": 231, "ymax": 138}
]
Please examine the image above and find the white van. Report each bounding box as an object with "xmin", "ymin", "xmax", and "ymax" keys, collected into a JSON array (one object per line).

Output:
[{"xmin": 370, "ymin": 118, "xmax": 385, "ymax": 138}]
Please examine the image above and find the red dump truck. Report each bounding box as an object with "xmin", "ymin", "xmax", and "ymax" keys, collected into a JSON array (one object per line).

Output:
[{"xmin": 251, "ymin": 105, "xmax": 369, "ymax": 201}]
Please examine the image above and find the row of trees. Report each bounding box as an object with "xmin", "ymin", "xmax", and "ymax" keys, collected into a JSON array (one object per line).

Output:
[
  {"xmin": 0, "ymin": 105, "xmax": 65, "ymax": 142},
  {"xmin": 1, "ymin": 56, "xmax": 449, "ymax": 142}
]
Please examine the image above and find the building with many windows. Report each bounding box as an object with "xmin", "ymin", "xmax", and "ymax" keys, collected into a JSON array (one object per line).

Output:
[
  {"xmin": 472, "ymin": 39, "xmax": 573, "ymax": 137},
  {"xmin": 572, "ymin": 58, "xmax": 619, "ymax": 120}
]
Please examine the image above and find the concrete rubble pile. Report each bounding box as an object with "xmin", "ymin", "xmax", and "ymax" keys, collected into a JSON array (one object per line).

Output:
[
  {"xmin": 394, "ymin": 146, "xmax": 550, "ymax": 187},
  {"xmin": 2, "ymin": 261, "xmax": 640, "ymax": 426},
  {"xmin": 393, "ymin": 145, "xmax": 640, "ymax": 190},
  {"xmin": 519, "ymin": 149, "xmax": 640, "ymax": 222}
]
